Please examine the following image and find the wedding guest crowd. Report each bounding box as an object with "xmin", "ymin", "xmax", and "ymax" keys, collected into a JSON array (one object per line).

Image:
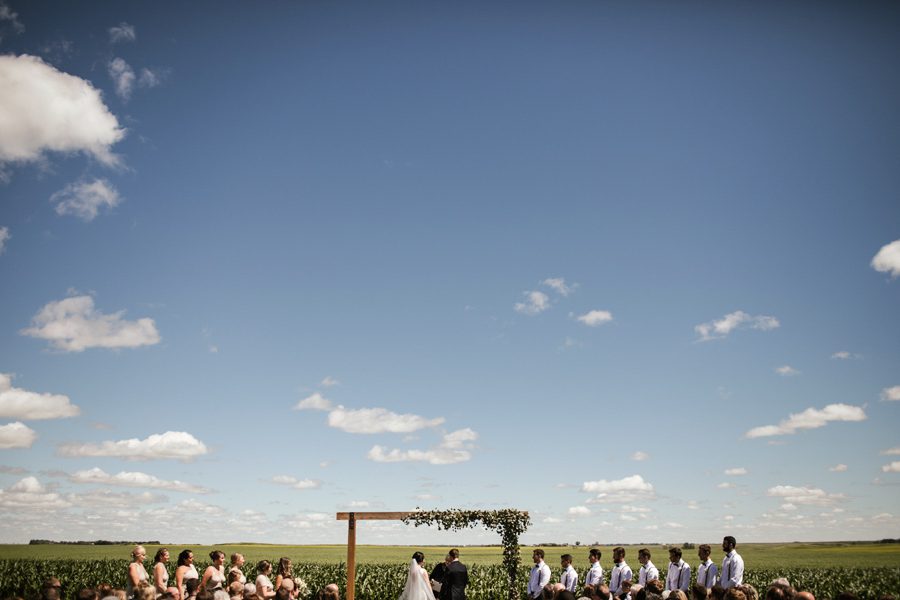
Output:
[{"xmin": 5, "ymin": 536, "xmax": 892, "ymax": 600}]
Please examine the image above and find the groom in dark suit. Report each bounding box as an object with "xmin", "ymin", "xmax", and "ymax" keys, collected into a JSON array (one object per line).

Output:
[{"xmin": 440, "ymin": 548, "xmax": 469, "ymax": 600}]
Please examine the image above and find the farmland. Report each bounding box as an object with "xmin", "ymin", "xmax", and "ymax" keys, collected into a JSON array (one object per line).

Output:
[{"xmin": 0, "ymin": 543, "xmax": 897, "ymax": 600}]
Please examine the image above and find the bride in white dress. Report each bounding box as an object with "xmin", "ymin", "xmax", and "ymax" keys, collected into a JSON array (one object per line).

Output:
[{"xmin": 399, "ymin": 552, "xmax": 436, "ymax": 600}]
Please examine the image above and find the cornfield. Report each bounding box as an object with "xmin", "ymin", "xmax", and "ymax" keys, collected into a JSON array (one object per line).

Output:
[{"xmin": 0, "ymin": 560, "xmax": 897, "ymax": 600}]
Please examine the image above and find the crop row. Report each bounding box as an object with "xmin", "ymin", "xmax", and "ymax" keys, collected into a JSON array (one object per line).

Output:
[{"xmin": 0, "ymin": 560, "xmax": 897, "ymax": 600}]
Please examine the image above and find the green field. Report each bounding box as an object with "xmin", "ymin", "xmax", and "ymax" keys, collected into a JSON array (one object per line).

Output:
[{"xmin": 1, "ymin": 542, "xmax": 899, "ymax": 569}]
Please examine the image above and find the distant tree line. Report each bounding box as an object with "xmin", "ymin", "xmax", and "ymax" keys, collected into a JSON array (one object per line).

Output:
[{"xmin": 28, "ymin": 540, "xmax": 161, "ymax": 545}]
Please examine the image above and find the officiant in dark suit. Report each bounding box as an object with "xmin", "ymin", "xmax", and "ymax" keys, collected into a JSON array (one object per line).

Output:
[
  {"xmin": 440, "ymin": 549, "xmax": 468, "ymax": 600},
  {"xmin": 430, "ymin": 554, "xmax": 451, "ymax": 595}
]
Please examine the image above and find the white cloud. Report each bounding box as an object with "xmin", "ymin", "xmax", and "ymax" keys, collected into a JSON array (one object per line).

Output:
[
  {"xmin": 108, "ymin": 22, "xmax": 135, "ymax": 43},
  {"xmin": 871, "ymin": 239, "xmax": 900, "ymax": 278},
  {"xmin": 831, "ymin": 351, "xmax": 859, "ymax": 360},
  {"xmin": 631, "ymin": 451, "xmax": 649, "ymax": 461},
  {"xmin": 348, "ymin": 500, "xmax": 369, "ymax": 508},
  {"xmin": 69, "ymin": 467, "xmax": 209, "ymax": 493},
  {"xmin": 775, "ymin": 365, "xmax": 800, "ymax": 376},
  {"xmin": 725, "ymin": 467, "xmax": 748, "ymax": 476},
  {"xmin": 57, "ymin": 431, "xmax": 208, "ymax": 461},
  {"xmin": 0, "ymin": 2, "xmax": 25, "ymax": 34},
  {"xmin": 138, "ymin": 68, "xmax": 162, "ymax": 88},
  {"xmin": 271, "ymin": 475, "xmax": 321, "ymax": 490},
  {"xmin": 514, "ymin": 291, "xmax": 550, "ymax": 316},
  {"xmin": 745, "ymin": 403, "xmax": 866, "ymax": 439},
  {"xmin": 328, "ymin": 406, "xmax": 443, "ymax": 434},
  {"xmin": 367, "ymin": 428, "xmax": 477, "ymax": 465},
  {"xmin": 108, "ymin": 58, "xmax": 135, "ymax": 101},
  {"xmin": 767, "ymin": 485, "xmax": 844, "ymax": 506},
  {"xmin": 52, "ymin": 178, "xmax": 122, "ymax": 221},
  {"xmin": 21, "ymin": 295, "xmax": 160, "ymax": 352},
  {"xmin": 542, "ymin": 516, "xmax": 562, "ymax": 524},
  {"xmin": 577, "ymin": 310, "xmax": 613, "ymax": 327},
  {"xmin": 0, "ymin": 55, "xmax": 124, "ymax": 171},
  {"xmin": 881, "ymin": 386, "xmax": 900, "ymax": 402},
  {"xmin": 294, "ymin": 392, "xmax": 332, "ymax": 411},
  {"xmin": 0, "ymin": 374, "xmax": 80, "ymax": 420},
  {"xmin": 568, "ymin": 506, "xmax": 591, "ymax": 517},
  {"xmin": 582, "ymin": 474, "xmax": 655, "ymax": 503},
  {"xmin": 620, "ymin": 514, "xmax": 638, "ymax": 522},
  {"xmin": 694, "ymin": 310, "xmax": 780, "ymax": 341},
  {"xmin": 0, "ymin": 477, "xmax": 70, "ymax": 509},
  {"xmin": 320, "ymin": 376, "xmax": 340, "ymax": 388},
  {"xmin": 69, "ymin": 489, "xmax": 166, "ymax": 508},
  {"xmin": 0, "ymin": 227, "xmax": 9, "ymax": 254},
  {"xmin": 664, "ymin": 522, "xmax": 685, "ymax": 529},
  {"xmin": 0, "ymin": 422, "xmax": 36, "ymax": 448},
  {"xmin": 542, "ymin": 278, "xmax": 576, "ymax": 297},
  {"xmin": 881, "ymin": 462, "xmax": 900, "ymax": 473},
  {"xmin": 781, "ymin": 503, "xmax": 798, "ymax": 511},
  {"xmin": 619, "ymin": 505, "xmax": 651, "ymax": 513},
  {"xmin": 880, "ymin": 447, "xmax": 900, "ymax": 456},
  {"xmin": 717, "ymin": 482, "xmax": 736, "ymax": 489}
]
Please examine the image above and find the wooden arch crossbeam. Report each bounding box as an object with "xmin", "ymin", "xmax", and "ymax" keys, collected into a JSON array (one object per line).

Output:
[{"xmin": 336, "ymin": 512, "xmax": 413, "ymax": 600}]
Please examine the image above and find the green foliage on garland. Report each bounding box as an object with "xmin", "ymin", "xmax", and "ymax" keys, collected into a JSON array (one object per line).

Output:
[{"xmin": 402, "ymin": 508, "xmax": 531, "ymax": 600}]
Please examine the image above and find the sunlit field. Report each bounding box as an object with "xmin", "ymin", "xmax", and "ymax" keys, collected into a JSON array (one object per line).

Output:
[{"xmin": 1, "ymin": 542, "xmax": 898, "ymax": 568}]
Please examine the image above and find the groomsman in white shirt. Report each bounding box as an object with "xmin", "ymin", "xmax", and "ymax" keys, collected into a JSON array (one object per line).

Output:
[
  {"xmin": 609, "ymin": 547, "xmax": 632, "ymax": 596},
  {"xmin": 665, "ymin": 548, "xmax": 691, "ymax": 592},
  {"xmin": 584, "ymin": 549, "xmax": 604, "ymax": 592},
  {"xmin": 696, "ymin": 545, "xmax": 718, "ymax": 589},
  {"xmin": 720, "ymin": 537, "xmax": 744, "ymax": 589},
  {"xmin": 560, "ymin": 554, "xmax": 578, "ymax": 593},
  {"xmin": 529, "ymin": 549, "xmax": 552, "ymax": 600},
  {"xmin": 637, "ymin": 549, "xmax": 659, "ymax": 586}
]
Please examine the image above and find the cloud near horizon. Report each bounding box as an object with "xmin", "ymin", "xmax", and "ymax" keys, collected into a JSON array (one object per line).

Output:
[
  {"xmin": 0, "ymin": 374, "xmax": 80, "ymax": 420},
  {"xmin": 69, "ymin": 467, "xmax": 210, "ymax": 494},
  {"xmin": 0, "ymin": 422, "xmax": 36, "ymax": 449},
  {"xmin": 582, "ymin": 474, "xmax": 655, "ymax": 504},
  {"xmin": 271, "ymin": 475, "xmax": 321, "ymax": 490},
  {"xmin": 367, "ymin": 428, "xmax": 477, "ymax": 465},
  {"xmin": 57, "ymin": 431, "xmax": 208, "ymax": 461}
]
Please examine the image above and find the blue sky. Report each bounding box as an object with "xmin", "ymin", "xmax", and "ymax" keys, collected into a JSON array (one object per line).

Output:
[{"xmin": 0, "ymin": 0, "xmax": 899, "ymax": 546}]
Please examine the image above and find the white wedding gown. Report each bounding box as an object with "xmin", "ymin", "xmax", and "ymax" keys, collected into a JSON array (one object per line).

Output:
[{"xmin": 398, "ymin": 559, "xmax": 436, "ymax": 600}]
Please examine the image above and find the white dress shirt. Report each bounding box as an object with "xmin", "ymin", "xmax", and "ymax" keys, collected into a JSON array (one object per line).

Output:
[
  {"xmin": 585, "ymin": 562, "xmax": 604, "ymax": 587},
  {"xmin": 609, "ymin": 562, "xmax": 632, "ymax": 595},
  {"xmin": 561, "ymin": 565, "xmax": 578, "ymax": 593},
  {"xmin": 721, "ymin": 551, "xmax": 744, "ymax": 589},
  {"xmin": 696, "ymin": 559, "xmax": 718, "ymax": 588},
  {"xmin": 528, "ymin": 561, "xmax": 552, "ymax": 598},
  {"xmin": 665, "ymin": 560, "xmax": 690, "ymax": 591},
  {"xmin": 638, "ymin": 561, "xmax": 658, "ymax": 586}
]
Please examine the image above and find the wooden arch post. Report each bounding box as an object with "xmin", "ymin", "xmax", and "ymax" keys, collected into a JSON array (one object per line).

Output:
[{"xmin": 336, "ymin": 512, "xmax": 412, "ymax": 600}]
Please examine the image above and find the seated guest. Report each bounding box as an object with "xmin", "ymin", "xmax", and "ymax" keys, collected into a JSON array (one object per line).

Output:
[
  {"xmin": 229, "ymin": 582, "xmax": 244, "ymax": 600},
  {"xmin": 710, "ymin": 586, "xmax": 726, "ymax": 600},
  {"xmin": 724, "ymin": 590, "xmax": 746, "ymax": 600},
  {"xmin": 691, "ymin": 584, "xmax": 708, "ymax": 600}
]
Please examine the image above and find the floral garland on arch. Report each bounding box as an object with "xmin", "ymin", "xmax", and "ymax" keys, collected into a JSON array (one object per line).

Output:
[{"xmin": 402, "ymin": 508, "xmax": 531, "ymax": 600}]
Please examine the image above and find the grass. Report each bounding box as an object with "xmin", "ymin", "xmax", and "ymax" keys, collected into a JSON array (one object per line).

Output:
[{"xmin": 0, "ymin": 542, "xmax": 898, "ymax": 569}]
